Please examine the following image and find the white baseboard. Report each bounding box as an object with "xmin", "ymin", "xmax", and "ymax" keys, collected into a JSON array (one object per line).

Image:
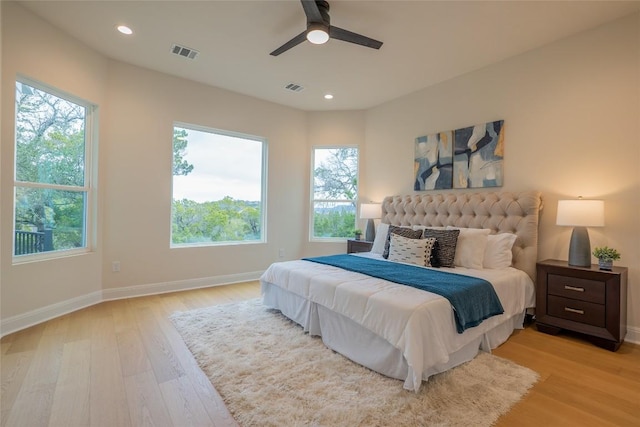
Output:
[
  {"xmin": 625, "ymin": 325, "xmax": 640, "ymax": 345},
  {"xmin": 0, "ymin": 271, "xmax": 263, "ymax": 337},
  {"xmin": 0, "ymin": 290, "xmax": 103, "ymax": 338},
  {"xmin": 101, "ymin": 271, "xmax": 263, "ymax": 301}
]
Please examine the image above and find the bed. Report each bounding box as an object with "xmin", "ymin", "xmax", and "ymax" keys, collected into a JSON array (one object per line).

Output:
[{"xmin": 260, "ymin": 191, "xmax": 542, "ymax": 392}]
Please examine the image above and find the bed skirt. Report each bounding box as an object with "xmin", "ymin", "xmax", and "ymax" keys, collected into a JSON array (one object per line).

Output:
[{"xmin": 262, "ymin": 281, "xmax": 526, "ymax": 390}]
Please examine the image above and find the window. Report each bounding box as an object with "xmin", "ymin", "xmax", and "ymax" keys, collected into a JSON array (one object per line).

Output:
[
  {"xmin": 311, "ymin": 147, "xmax": 358, "ymax": 240},
  {"xmin": 13, "ymin": 78, "xmax": 95, "ymax": 259},
  {"xmin": 171, "ymin": 123, "xmax": 266, "ymax": 246}
]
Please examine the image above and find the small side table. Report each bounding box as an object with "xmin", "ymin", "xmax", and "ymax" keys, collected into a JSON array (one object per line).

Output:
[
  {"xmin": 347, "ymin": 239, "xmax": 373, "ymax": 254},
  {"xmin": 536, "ymin": 259, "xmax": 628, "ymax": 351}
]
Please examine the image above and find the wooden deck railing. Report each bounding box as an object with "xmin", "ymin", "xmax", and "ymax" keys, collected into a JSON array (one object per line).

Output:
[{"xmin": 14, "ymin": 229, "xmax": 53, "ymax": 255}]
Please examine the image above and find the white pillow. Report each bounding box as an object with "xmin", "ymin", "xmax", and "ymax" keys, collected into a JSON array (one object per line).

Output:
[
  {"xmin": 411, "ymin": 225, "xmax": 446, "ymax": 231},
  {"xmin": 446, "ymin": 226, "xmax": 491, "ymax": 269},
  {"xmin": 483, "ymin": 233, "xmax": 517, "ymax": 269},
  {"xmin": 388, "ymin": 234, "xmax": 436, "ymax": 267},
  {"xmin": 371, "ymin": 222, "xmax": 390, "ymax": 254}
]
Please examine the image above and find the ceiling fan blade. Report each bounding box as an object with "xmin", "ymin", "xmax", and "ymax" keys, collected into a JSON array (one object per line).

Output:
[
  {"xmin": 270, "ymin": 31, "xmax": 307, "ymax": 56},
  {"xmin": 329, "ymin": 26, "xmax": 383, "ymax": 50},
  {"xmin": 301, "ymin": 0, "xmax": 324, "ymax": 23}
]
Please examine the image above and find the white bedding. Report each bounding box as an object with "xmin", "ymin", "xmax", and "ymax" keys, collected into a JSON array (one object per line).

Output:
[{"xmin": 260, "ymin": 252, "xmax": 535, "ymax": 392}]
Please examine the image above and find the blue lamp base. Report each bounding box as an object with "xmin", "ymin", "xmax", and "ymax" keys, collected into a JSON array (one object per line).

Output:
[
  {"xmin": 568, "ymin": 226, "xmax": 591, "ymax": 267},
  {"xmin": 365, "ymin": 219, "xmax": 376, "ymax": 242}
]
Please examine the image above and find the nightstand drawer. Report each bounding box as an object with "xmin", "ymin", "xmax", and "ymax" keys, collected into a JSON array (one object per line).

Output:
[
  {"xmin": 347, "ymin": 239, "xmax": 373, "ymax": 254},
  {"xmin": 548, "ymin": 274, "xmax": 605, "ymax": 304},
  {"xmin": 547, "ymin": 295, "xmax": 605, "ymax": 327}
]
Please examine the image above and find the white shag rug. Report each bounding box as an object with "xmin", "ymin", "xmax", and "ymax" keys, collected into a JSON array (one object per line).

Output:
[{"xmin": 170, "ymin": 299, "xmax": 538, "ymax": 427}]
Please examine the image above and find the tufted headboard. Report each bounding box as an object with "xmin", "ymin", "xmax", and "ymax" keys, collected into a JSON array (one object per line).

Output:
[{"xmin": 381, "ymin": 191, "xmax": 543, "ymax": 281}]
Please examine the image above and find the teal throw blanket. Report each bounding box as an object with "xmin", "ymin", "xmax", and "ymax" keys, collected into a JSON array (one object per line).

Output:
[{"xmin": 303, "ymin": 254, "xmax": 504, "ymax": 333}]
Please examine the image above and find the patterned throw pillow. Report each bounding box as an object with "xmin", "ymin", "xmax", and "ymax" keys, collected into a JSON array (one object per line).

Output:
[
  {"xmin": 382, "ymin": 225, "xmax": 423, "ymax": 259},
  {"xmin": 422, "ymin": 229, "xmax": 460, "ymax": 268},
  {"xmin": 388, "ymin": 234, "xmax": 436, "ymax": 267}
]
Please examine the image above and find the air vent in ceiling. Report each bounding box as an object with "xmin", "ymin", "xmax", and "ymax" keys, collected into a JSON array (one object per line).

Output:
[
  {"xmin": 171, "ymin": 44, "xmax": 199, "ymax": 60},
  {"xmin": 284, "ymin": 82, "xmax": 305, "ymax": 93}
]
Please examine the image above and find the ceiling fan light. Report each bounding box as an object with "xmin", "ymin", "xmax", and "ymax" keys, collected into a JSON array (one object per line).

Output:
[{"xmin": 306, "ymin": 24, "xmax": 329, "ymax": 44}]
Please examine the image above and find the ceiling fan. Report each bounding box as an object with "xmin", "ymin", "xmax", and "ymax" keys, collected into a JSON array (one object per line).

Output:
[{"xmin": 270, "ymin": 0, "xmax": 383, "ymax": 56}]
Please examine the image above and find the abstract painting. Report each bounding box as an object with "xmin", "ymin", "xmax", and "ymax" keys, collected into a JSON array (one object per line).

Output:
[
  {"xmin": 453, "ymin": 120, "xmax": 504, "ymax": 188},
  {"xmin": 414, "ymin": 131, "xmax": 453, "ymax": 190}
]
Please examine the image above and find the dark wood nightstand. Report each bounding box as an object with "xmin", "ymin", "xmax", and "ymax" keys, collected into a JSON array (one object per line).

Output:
[
  {"xmin": 536, "ymin": 259, "xmax": 628, "ymax": 351},
  {"xmin": 347, "ymin": 239, "xmax": 373, "ymax": 254}
]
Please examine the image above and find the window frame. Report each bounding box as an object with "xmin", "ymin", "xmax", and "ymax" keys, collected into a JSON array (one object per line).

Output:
[
  {"xmin": 12, "ymin": 76, "xmax": 97, "ymax": 264},
  {"xmin": 309, "ymin": 145, "xmax": 359, "ymax": 242},
  {"xmin": 170, "ymin": 121, "xmax": 268, "ymax": 248}
]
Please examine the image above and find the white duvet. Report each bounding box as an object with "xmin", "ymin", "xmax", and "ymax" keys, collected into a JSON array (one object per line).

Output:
[{"xmin": 260, "ymin": 253, "xmax": 535, "ymax": 391}]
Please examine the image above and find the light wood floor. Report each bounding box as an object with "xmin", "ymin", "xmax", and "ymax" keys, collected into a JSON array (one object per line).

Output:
[{"xmin": 1, "ymin": 281, "xmax": 639, "ymax": 427}]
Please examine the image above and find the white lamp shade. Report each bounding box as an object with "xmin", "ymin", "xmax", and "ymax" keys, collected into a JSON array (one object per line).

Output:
[
  {"xmin": 556, "ymin": 199, "xmax": 604, "ymax": 227},
  {"xmin": 360, "ymin": 203, "xmax": 381, "ymax": 219}
]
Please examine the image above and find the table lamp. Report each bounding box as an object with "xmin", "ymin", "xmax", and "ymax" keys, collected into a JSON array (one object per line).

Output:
[
  {"xmin": 360, "ymin": 203, "xmax": 381, "ymax": 242},
  {"xmin": 556, "ymin": 198, "xmax": 604, "ymax": 267}
]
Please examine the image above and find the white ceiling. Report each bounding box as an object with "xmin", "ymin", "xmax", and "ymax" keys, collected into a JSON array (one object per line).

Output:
[{"xmin": 19, "ymin": 0, "xmax": 640, "ymax": 111}]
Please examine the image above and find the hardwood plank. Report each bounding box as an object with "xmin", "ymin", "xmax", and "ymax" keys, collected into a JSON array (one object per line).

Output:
[
  {"xmin": 155, "ymin": 294, "xmax": 190, "ymax": 319},
  {"xmin": 87, "ymin": 299, "xmax": 116, "ymax": 318},
  {"xmin": 0, "ymin": 350, "xmax": 34, "ymax": 427},
  {"xmin": 124, "ymin": 370, "xmax": 173, "ymax": 427},
  {"xmin": 4, "ymin": 322, "xmax": 45, "ymax": 354},
  {"xmin": 494, "ymin": 340, "xmax": 640, "ymax": 403},
  {"xmin": 230, "ymin": 281, "xmax": 261, "ymax": 301},
  {"xmin": 117, "ymin": 328, "xmax": 152, "ymax": 378},
  {"xmin": 616, "ymin": 342, "xmax": 640, "ymax": 381},
  {"xmin": 64, "ymin": 307, "xmax": 93, "ymax": 342},
  {"xmin": 1, "ymin": 336, "xmax": 13, "ymax": 355},
  {"xmin": 3, "ymin": 332, "xmax": 65, "ymax": 426},
  {"xmin": 111, "ymin": 298, "xmax": 138, "ymax": 334},
  {"xmin": 2, "ymin": 385, "xmax": 56, "ymax": 427},
  {"xmin": 90, "ymin": 314, "xmax": 132, "ymax": 427},
  {"xmin": 156, "ymin": 296, "xmax": 238, "ymax": 427},
  {"xmin": 159, "ymin": 376, "xmax": 215, "ymax": 427},
  {"xmin": 496, "ymin": 390, "xmax": 621, "ymax": 427},
  {"xmin": 48, "ymin": 339, "xmax": 91, "ymax": 426},
  {"xmin": 493, "ymin": 327, "xmax": 640, "ymax": 426},
  {"xmin": 135, "ymin": 306, "xmax": 184, "ymax": 384},
  {"xmin": 538, "ymin": 372, "xmax": 639, "ymax": 426},
  {"xmin": 128, "ymin": 294, "xmax": 162, "ymax": 311},
  {"xmin": 42, "ymin": 313, "xmax": 71, "ymax": 336}
]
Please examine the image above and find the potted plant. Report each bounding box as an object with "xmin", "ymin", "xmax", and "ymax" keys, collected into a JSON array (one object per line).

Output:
[
  {"xmin": 353, "ymin": 229, "xmax": 363, "ymax": 240},
  {"xmin": 592, "ymin": 246, "xmax": 621, "ymax": 270}
]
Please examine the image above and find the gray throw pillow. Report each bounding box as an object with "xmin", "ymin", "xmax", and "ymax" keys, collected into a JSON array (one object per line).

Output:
[{"xmin": 422, "ymin": 229, "xmax": 460, "ymax": 267}]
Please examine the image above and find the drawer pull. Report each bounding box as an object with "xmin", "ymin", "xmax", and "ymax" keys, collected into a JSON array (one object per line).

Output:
[
  {"xmin": 564, "ymin": 285, "xmax": 585, "ymax": 292},
  {"xmin": 564, "ymin": 307, "xmax": 585, "ymax": 315}
]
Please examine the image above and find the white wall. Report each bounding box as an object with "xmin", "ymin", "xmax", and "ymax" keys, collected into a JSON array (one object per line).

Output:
[
  {"xmin": 1, "ymin": 2, "xmax": 107, "ymax": 323},
  {"xmin": 363, "ymin": 13, "xmax": 640, "ymax": 337},
  {"xmin": 102, "ymin": 61, "xmax": 307, "ymax": 292}
]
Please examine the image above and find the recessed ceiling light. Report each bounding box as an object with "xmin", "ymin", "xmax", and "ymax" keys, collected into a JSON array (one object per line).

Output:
[
  {"xmin": 117, "ymin": 25, "xmax": 133, "ymax": 35},
  {"xmin": 324, "ymin": 94, "xmax": 334, "ymax": 100}
]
